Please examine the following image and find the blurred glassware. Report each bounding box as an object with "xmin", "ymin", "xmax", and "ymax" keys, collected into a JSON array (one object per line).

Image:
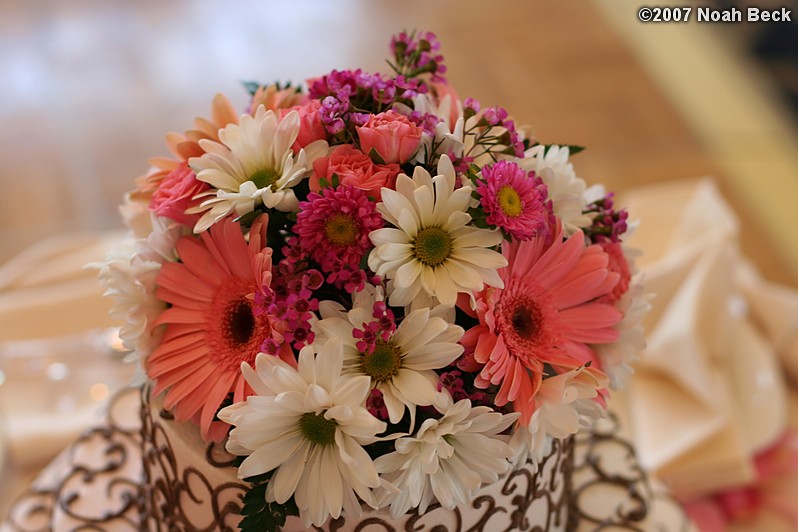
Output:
[{"xmin": 0, "ymin": 327, "xmax": 135, "ymax": 471}]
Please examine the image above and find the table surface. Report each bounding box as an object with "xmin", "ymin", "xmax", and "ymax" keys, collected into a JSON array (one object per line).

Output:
[
  {"xmin": 0, "ymin": 0, "xmax": 796, "ymax": 286},
  {"xmin": 2, "ymin": 0, "xmax": 798, "ymax": 519}
]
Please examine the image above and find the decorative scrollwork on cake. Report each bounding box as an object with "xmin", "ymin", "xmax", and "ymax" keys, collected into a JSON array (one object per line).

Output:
[
  {"xmin": 306, "ymin": 438, "xmax": 572, "ymax": 532},
  {"xmin": 3, "ymin": 387, "xmax": 145, "ymax": 531},
  {"xmin": 569, "ymin": 414, "xmax": 692, "ymax": 531},
  {"xmin": 3, "ymin": 387, "xmax": 694, "ymax": 531},
  {"xmin": 139, "ymin": 385, "xmax": 249, "ymax": 531}
]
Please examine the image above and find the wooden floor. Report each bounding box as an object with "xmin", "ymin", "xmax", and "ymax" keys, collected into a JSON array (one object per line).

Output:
[{"xmin": 1, "ymin": 0, "xmax": 796, "ymax": 286}]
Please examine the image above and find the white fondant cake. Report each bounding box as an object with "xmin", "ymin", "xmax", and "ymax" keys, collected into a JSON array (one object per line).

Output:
[
  {"xmin": 1, "ymin": 387, "xmax": 694, "ymax": 531},
  {"xmin": 141, "ymin": 389, "xmax": 573, "ymax": 531}
]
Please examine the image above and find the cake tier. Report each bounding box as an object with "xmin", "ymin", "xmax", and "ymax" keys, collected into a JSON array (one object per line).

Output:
[
  {"xmin": 141, "ymin": 387, "xmax": 574, "ymax": 531},
  {"xmin": 2, "ymin": 386, "xmax": 693, "ymax": 531}
]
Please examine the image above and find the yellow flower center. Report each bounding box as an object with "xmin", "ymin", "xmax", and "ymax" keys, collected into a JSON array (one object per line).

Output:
[
  {"xmin": 299, "ymin": 412, "xmax": 337, "ymax": 446},
  {"xmin": 413, "ymin": 227, "xmax": 452, "ymax": 266},
  {"xmin": 324, "ymin": 213, "xmax": 359, "ymax": 246},
  {"xmin": 250, "ymin": 168, "xmax": 281, "ymax": 190},
  {"xmin": 360, "ymin": 340, "xmax": 402, "ymax": 382},
  {"xmin": 497, "ymin": 185, "xmax": 522, "ymax": 217}
]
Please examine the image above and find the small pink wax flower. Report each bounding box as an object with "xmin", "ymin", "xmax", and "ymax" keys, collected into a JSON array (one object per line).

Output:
[{"xmin": 356, "ymin": 110, "xmax": 422, "ymax": 164}]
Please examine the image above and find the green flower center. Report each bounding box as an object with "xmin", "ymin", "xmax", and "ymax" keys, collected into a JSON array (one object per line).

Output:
[
  {"xmin": 324, "ymin": 213, "xmax": 359, "ymax": 246},
  {"xmin": 497, "ymin": 185, "xmax": 522, "ymax": 217},
  {"xmin": 360, "ymin": 340, "xmax": 402, "ymax": 383},
  {"xmin": 413, "ymin": 227, "xmax": 452, "ymax": 267},
  {"xmin": 299, "ymin": 412, "xmax": 337, "ymax": 446},
  {"xmin": 250, "ymin": 168, "xmax": 281, "ymax": 190}
]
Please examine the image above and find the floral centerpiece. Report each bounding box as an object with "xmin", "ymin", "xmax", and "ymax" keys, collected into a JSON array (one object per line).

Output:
[{"xmin": 98, "ymin": 30, "xmax": 648, "ymax": 530}]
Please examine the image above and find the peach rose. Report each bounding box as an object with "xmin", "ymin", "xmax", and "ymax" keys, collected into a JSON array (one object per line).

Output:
[
  {"xmin": 279, "ymin": 99, "xmax": 326, "ymax": 152},
  {"xmin": 310, "ymin": 145, "xmax": 400, "ymax": 200},
  {"xmin": 356, "ymin": 110, "xmax": 422, "ymax": 164},
  {"xmin": 149, "ymin": 162, "xmax": 209, "ymax": 226},
  {"xmin": 598, "ymin": 241, "xmax": 631, "ymax": 305}
]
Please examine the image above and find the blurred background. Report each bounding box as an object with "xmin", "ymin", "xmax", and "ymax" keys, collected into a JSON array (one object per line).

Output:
[
  {"xmin": 1, "ymin": 0, "xmax": 798, "ymax": 524},
  {"xmin": 1, "ymin": 0, "xmax": 796, "ymax": 285}
]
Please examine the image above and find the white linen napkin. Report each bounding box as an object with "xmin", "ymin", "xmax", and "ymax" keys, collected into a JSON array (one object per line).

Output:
[
  {"xmin": 612, "ymin": 178, "xmax": 795, "ymax": 499},
  {"xmin": 0, "ymin": 231, "xmax": 128, "ymax": 472},
  {"xmin": 0, "ymin": 232, "xmax": 121, "ymax": 342}
]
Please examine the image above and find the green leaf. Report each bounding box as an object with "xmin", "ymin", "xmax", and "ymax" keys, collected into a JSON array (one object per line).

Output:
[
  {"xmin": 543, "ymin": 143, "xmax": 585, "ymax": 156},
  {"xmin": 241, "ymin": 80, "xmax": 263, "ymax": 97},
  {"xmin": 237, "ymin": 472, "xmax": 299, "ymax": 532},
  {"xmin": 234, "ymin": 208, "xmax": 266, "ymax": 229},
  {"xmin": 368, "ymin": 147, "xmax": 387, "ymax": 165}
]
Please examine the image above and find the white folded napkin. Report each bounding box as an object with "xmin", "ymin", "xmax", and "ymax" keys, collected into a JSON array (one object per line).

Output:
[
  {"xmin": 0, "ymin": 231, "xmax": 122, "ymax": 342},
  {"xmin": 612, "ymin": 178, "xmax": 795, "ymax": 499},
  {"xmin": 0, "ymin": 231, "xmax": 129, "ymax": 473}
]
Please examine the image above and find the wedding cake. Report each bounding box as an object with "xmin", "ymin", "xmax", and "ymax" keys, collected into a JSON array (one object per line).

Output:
[{"xmin": 85, "ymin": 30, "xmax": 650, "ymax": 531}]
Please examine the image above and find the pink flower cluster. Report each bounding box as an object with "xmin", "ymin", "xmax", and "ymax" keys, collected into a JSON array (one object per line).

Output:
[
  {"xmin": 477, "ymin": 161, "xmax": 553, "ymax": 242},
  {"xmin": 294, "ymin": 184, "xmax": 383, "ymax": 291}
]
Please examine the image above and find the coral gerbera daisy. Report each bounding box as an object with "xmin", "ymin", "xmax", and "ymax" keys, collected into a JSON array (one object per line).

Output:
[
  {"xmin": 294, "ymin": 184, "xmax": 383, "ymax": 289},
  {"xmin": 188, "ymin": 106, "xmax": 329, "ymax": 232},
  {"xmin": 477, "ymin": 160, "xmax": 552, "ymax": 241},
  {"xmin": 368, "ymin": 155, "xmax": 507, "ymax": 307},
  {"xmin": 460, "ymin": 227, "xmax": 622, "ymax": 424},
  {"xmin": 147, "ymin": 215, "xmax": 292, "ymax": 441}
]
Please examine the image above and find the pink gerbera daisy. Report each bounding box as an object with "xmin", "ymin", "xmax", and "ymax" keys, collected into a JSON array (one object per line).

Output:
[
  {"xmin": 294, "ymin": 184, "xmax": 383, "ymax": 289},
  {"xmin": 460, "ymin": 227, "xmax": 622, "ymax": 424},
  {"xmin": 477, "ymin": 160, "xmax": 552, "ymax": 241},
  {"xmin": 147, "ymin": 215, "xmax": 292, "ymax": 441}
]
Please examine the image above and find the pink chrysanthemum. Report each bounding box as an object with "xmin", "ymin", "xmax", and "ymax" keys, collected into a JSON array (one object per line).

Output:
[
  {"xmin": 477, "ymin": 161, "xmax": 552, "ymax": 242},
  {"xmin": 460, "ymin": 227, "xmax": 622, "ymax": 424},
  {"xmin": 147, "ymin": 216, "xmax": 293, "ymax": 442},
  {"xmin": 294, "ymin": 185, "xmax": 383, "ymax": 289}
]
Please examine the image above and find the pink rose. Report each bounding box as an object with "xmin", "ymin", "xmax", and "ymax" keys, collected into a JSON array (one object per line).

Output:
[
  {"xmin": 149, "ymin": 162, "xmax": 209, "ymax": 226},
  {"xmin": 356, "ymin": 110, "xmax": 422, "ymax": 164},
  {"xmin": 279, "ymin": 99, "xmax": 327, "ymax": 152},
  {"xmin": 597, "ymin": 241, "xmax": 631, "ymax": 305},
  {"xmin": 310, "ymin": 145, "xmax": 399, "ymax": 200}
]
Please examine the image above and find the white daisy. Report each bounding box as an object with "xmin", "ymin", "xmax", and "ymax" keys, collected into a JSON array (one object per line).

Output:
[
  {"xmin": 403, "ymin": 94, "xmax": 466, "ymax": 167},
  {"xmin": 509, "ymin": 366, "xmax": 607, "ymax": 467},
  {"xmin": 374, "ymin": 397, "xmax": 519, "ymax": 517},
  {"xmin": 218, "ymin": 338, "xmax": 386, "ymax": 527},
  {"xmin": 93, "ymin": 214, "xmax": 183, "ymax": 371},
  {"xmin": 188, "ymin": 105, "xmax": 328, "ymax": 232},
  {"xmin": 518, "ymin": 144, "xmax": 592, "ymax": 234},
  {"xmin": 314, "ymin": 286, "xmax": 464, "ymax": 424},
  {"xmin": 593, "ymin": 280, "xmax": 651, "ymax": 388},
  {"xmin": 368, "ymin": 155, "xmax": 507, "ymax": 307}
]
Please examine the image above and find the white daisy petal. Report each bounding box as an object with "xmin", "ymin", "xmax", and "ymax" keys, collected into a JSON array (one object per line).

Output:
[
  {"xmin": 189, "ymin": 107, "xmax": 328, "ymax": 230},
  {"xmin": 222, "ymin": 336, "xmax": 384, "ymax": 528},
  {"xmin": 368, "ymin": 163, "xmax": 505, "ymax": 306},
  {"xmin": 374, "ymin": 399, "xmax": 518, "ymax": 518}
]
